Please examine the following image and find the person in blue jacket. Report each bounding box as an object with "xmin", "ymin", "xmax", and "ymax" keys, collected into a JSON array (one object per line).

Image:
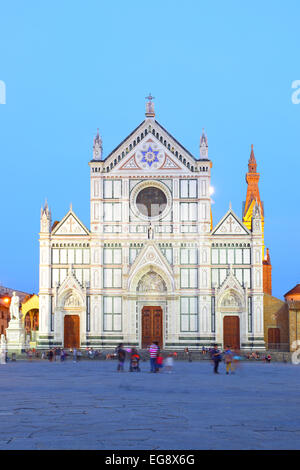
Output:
[{"xmin": 211, "ymin": 344, "xmax": 222, "ymax": 374}]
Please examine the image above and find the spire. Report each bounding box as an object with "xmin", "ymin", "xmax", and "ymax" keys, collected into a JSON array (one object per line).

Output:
[
  {"xmin": 264, "ymin": 248, "xmax": 271, "ymax": 265},
  {"xmin": 145, "ymin": 93, "xmax": 155, "ymax": 118},
  {"xmin": 248, "ymin": 144, "xmax": 257, "ymax": 173},
  {"xmin": 40, "ymin": 199, "xmax": 51, "ymax": 233},
  {"xmin": 93, "ymin": 128, "xmax": 102, "ymax": 160},
  {"xmin": 199, "ymin": 128, "xmax": 208, "ymax": 158}
]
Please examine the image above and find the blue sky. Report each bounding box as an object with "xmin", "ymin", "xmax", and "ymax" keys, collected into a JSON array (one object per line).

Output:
[{"xmin": 0, "ymin": 0, "xmax": 299, "ymax": 299}]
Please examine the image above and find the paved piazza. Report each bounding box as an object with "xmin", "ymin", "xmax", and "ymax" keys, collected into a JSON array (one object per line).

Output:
[{"xmin": 0, "ymin": 359, "xmax": 299, "ymax": 450}]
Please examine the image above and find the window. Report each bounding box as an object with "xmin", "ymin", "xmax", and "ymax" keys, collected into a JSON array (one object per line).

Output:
[
  {"xmin": 103, "ymin": 248, "xmax": 122, "ymax": 264},
  {"xmin": 103, "ymin": 297, "xmax": 122, "ymax": 331},
  {"xmin": 180, "ymin": 248, "xmax": 197, "ymax": 264},
  {"xmin": 136, "ymin": 187, "xmax": 167, "ymax": 218},
  {"xmin": 243, "ymin": 248, "xmax": 251, "ymax": 264},
  {"xmin": 160, "ymin": 247, "xmax": 173, "ymax": 264},
  {"xmin": 52, "ymin": 249, "xmax": 59, "ymax": 264},
  {"xmin": 103, "ymin": 180, "xmax": 122, "ymax": 198},
  {"xmin": 180, "ymin": 297, "xmax": 198, "ymax": 332},
  {"xmin": 180, "ymin": 203, "xmax": 197, "ymax": 221},
  {"xmin": 180, "ymin": 268, "xmax": 198, "ymax": 288},
  {"xmin": 103, "ymin": 268, "xmax": 122, "ymax": 288},
  {"xmin": 129, "ymin": 248, "xmax": 141, "ymax": 264},
  {"xmin": 103, "ymin": 203, "xmax": 122, "ymax": 222},
  {"xmin": 180, "ymin": 179, "xmax": 197, "ymax": 198}
]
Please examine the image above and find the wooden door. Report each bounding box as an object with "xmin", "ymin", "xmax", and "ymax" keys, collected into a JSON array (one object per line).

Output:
[
  {"xmin": 142, "ymin": 306, "xmax": 162, "ymax": 349},
  {"xmin": 223, "ymin": 316, "xmax": 240, "ymax": 350},
  {"xmin": 268, "ymin": 328, "xmax": 280, "ymax": 349},
  {"xmin": 64, "ymin": 315, "xmax": 80, "ymax": 349}
]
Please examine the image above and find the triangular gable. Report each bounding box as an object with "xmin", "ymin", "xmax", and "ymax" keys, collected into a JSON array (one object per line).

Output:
[
  {"xmin": 212, "ymin": 209, "xmax": 250, "ymax": 236},
  {"xmin": 217, "ymin": 269, "xmax": 246, "ymax": 310},
  {"xmin": 57, "ymin": 268, "xmax": 85, "ymax": 296},
  {"xmin": 52, "ymin": 210, "xmax": 90, "ymax": 236},
  {"xmin": 99, "ymin": 119, "xmax": 199, "ymax": 173},
  {"xmin": 128, "ymin": 241, "xmax": 173, "ymax": 280},
  {"xmin": 218, "ymin": 269, "xmax": 244, "ymax": 294}
]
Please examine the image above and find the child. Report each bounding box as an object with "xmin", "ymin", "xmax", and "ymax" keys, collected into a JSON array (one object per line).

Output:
[
  {"xmin": 165, "ymin": 354, "xmax": 174, "ymax": 373},
  {"xmin": 156, "ymin": 353, "xmax": 164, "ymax": 372}
]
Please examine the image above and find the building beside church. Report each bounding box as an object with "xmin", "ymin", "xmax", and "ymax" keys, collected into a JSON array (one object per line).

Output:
[{"xmin": 38, "ymin": 97, "xmax": 270, "ymax": 351}]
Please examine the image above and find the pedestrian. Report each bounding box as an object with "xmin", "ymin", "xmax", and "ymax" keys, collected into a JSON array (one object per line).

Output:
[
  {"xmin": 165, "ymin": 354, "xmax": 174, "ymax": 373},
  {"xmin": 211, "ymin": 344, "xmax": 222, "ymax": 374},
  {"xmin": 149, "ymin": 341, "xmax": 159, "ymax": 373},
  {"xmin": 115, "ymin": 343, "xmax": 126, "ymax": 372},
  {"xmin": 73, "ymin": 347, "xmax": 78, "ymax": 363},
  {"xmin": 156, "ymin": 353, "xmax": 164, "ymax": 372},
  {"xmin": 224, "ymin": 345, "xmax": 234, "ymax": 374},
  {"xmin": 49, "ymin": 349, "xmax": 53, "ymax": 362},
  {"xmin": 184, "ymin": 347, "xmax": 192, "ymax": 362},
  {"xmin": 60, "ymin": 349, "xmax": 65, "ymax": 362},
  {"xmin": 265, "ymin": 354, "xmax": 271, "ymax": 363},
  {"xmin": 129, "ymin": 348, "xmax": 141, "ymax": 372}
]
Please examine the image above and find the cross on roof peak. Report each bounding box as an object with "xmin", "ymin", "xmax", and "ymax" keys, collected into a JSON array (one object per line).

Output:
[
  {"xmin": 145, "ymin": 93, "xmax": 155, "ymax": 101},
  {"xmin": 145, "ymin": 93, "xmax": 155, "ymax": 117}
]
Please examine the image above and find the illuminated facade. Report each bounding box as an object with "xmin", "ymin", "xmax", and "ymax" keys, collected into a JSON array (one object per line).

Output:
[{"xmin": 38, "ymin": 98, "xmax": 266, "ymax": 350}]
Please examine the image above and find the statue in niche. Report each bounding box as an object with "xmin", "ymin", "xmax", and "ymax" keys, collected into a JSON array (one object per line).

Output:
[{"xmin": 137, "ymin": 271, "xmax": 166, "ymax": 293}]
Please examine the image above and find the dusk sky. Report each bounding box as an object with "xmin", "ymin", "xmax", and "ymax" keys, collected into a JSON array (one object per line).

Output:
[{"xmin": 0, "ymin": 0, "xmax": 299, "ymax": 299}]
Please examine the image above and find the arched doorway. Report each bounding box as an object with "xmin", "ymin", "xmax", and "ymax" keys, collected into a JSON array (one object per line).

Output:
[
  {"xmin": 220, "ymin": 290, "xmax": 242, "ymax": 349},
  {"xmin": 137, "ymin": 270, "xmax": 166, "ymax": 349},
  {"xmin": 62, "ymin": 292, "xmax": 82, "ymax": 349}
]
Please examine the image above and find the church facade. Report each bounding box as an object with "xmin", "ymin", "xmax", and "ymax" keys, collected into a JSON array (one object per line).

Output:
[{"xmin": 38, "ymin": 98, "xmax": 267, "ymax": 351}]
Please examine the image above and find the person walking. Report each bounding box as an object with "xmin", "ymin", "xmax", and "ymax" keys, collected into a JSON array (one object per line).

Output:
[
  {"xmin": 48, "ymin": 349, "xmax": 53, "ymax": 362},
  {"xmin": 211, "ymin": 344, "xmax": 222, "ymax": 374},
  {"xmin": 184, "ymin": 347, "xmax": 192, "ymax": 362},
  {"xmin": 115, "ymin": 343, "xmax": 126, "ymax": 372},
  {"xmin": 224, "ymin": 345, "xmax": 234, "ymax": 374},
  {"xmin": 60, "ymin": 349, "xmax": 65, "ymax": 362},
  {"xmin": 149, "ymin": 341, "xmax": 159, "ymax": 373},
  {"xmin": 73, "ymin": 347, "xmax": 78, "ymax": 363},
  {"xmin": 165, "ymin": 354, "xmax": 174, "ymax": 373}
]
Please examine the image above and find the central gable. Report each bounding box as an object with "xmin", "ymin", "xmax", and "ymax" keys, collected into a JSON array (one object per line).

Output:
[{"xmin": 99, "ymin": 119, "xmax": 199, "ymax": 174}]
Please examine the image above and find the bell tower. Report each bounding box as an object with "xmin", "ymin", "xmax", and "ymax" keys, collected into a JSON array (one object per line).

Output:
[{"xmin": 243, "ymin": 145, "xmax": 264, "ymax": 250}]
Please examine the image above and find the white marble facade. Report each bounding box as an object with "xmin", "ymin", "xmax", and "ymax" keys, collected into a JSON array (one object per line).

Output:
[{"xmin": 38, "ymin": 102, "xmax": 265, "ymax": 350}]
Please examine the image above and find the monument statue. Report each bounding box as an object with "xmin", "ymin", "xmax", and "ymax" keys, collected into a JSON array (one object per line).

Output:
[{"xmin": 9, "ymin": 291, "xmax": 20, "ymax": 320}]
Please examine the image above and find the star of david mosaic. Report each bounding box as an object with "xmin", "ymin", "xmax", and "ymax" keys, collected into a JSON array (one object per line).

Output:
[{"xmin": 141, "ymin": 146, "xmax": 159, "ymax": 167}]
